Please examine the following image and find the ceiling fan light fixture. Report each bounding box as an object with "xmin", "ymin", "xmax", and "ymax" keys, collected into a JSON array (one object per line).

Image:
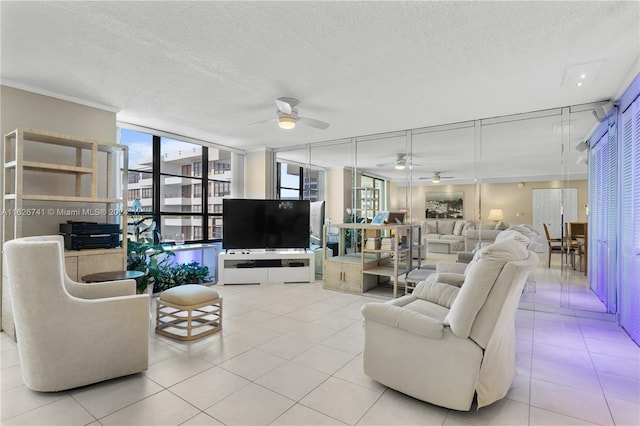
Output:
[
  {"xmin": 395, "ymin": 162, "xmax": 406, "ymax": 170},
  {"xmin": 278, "ymin": 116, "xmax": 296, "ymax": 130},
  {"xmin": 432, "ymin": 175, "xmax": 441, "ymax": 184}
]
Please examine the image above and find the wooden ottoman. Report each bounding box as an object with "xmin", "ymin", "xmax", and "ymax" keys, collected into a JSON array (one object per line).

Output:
[{"xmin": 156, "ymin": 285, "xmax": 222, "ymax": 341}]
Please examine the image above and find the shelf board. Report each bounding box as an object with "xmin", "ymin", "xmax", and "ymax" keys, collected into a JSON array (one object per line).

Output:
[
  {"xmin": 363, "ymin": 265, "xmax": 409, "ymax": 277},
  {"xmin": 5, "ymin": 128, "xmax": 127, "ymax": 153},
  {"xmin": 22, "ymin": 161, "xmax": 93, "ymax": 175}
]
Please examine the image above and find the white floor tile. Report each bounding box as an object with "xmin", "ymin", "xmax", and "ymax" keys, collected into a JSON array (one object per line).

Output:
[
  {"xmin": 446, "ymin": 398, "xmax": 530, "ymax": 425},
  {"xmin": 528, "ymin": 406, "xmax": 600, "ymax": 425},
  {"xmin": 357, "ymin": 389, "xmax": 447, "ymax": 425},
  {"xmin": 606, "ymin": 396, "xmax": 640, "ymax": 426},
  {"xmin": 531, "ymin": 357, "xmax": 601, "ymax": 393},
  {"xmin": 205, "ymin": 383, "xmax": 294, "ymax": 425},
  {"xmin": 180, "ymin": 412, "xmax": 224, "ymax": 425},
  {"xmin": 100, "ymin": 390, "xmax": 199, "ymax": 425},
  {"xmin": 1, "ymin": 364, "xmax": 24, "ymax": 391},
  {"xmin": 256, "ymin": 361, "xmax": 329, "ymax": 401},
  {"xmin": 257, "ymin": 334, "xmax": 316, "ymax": 360},
  {"xmin": 0, "ymin": 385, "xmax": 66, "ymax": 421},
  {"xmin": 70, "ymin": 374, "xmax": 163, "ymax": 419},
  {"xmin": 218, "ymin": 348, "xmax": 287, "ymax": 381},
  {"xmin": 332, "ymin": 355, "xmax": 385, "ymax": 392},
  {"xmin": 2, "ymin": 395, "xmax": 95, "ymax": 425},
  {"xmin": 530, "ymin": 378, "xmax": 614, "ymax": 425},
  {"xmin": 271, "ymin": 403, "xmax": 347, "ymax": 425},
  {"xmin": 292, "ymin": 344, "xmax": 356, "ymax": 375},
  {"xmin": 143, "ymin": 354, "xmax": 213, "ymax": 387},
  {"xmin": 300, "ymin": 377, "xmax": 381, "ymax": 425},
  {"xmin": 169, "ymin": 366, "xmax": 250, "ymax": 410}
]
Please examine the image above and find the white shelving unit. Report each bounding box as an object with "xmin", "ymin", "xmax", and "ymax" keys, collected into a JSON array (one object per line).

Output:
[
  {"xmin": 323, "ymin": 223, "xmax": 418, "ymax": 298},
  {"xmin": 2, "ymin": 128, "xmax": 128, "ymax": 340},
  {"xmin": 217, "ymin": 250, "xmax": 315, "ymax": 285}
]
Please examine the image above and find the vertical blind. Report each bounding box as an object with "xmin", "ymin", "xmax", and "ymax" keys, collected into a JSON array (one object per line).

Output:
[{"xmin": 619, "ymin": 96, "xmax": 640, "ymax": 344}]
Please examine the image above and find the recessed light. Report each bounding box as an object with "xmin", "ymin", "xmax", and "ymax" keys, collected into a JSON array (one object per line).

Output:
[{"xmin": 561, "ymin": 61, "xmax": 603, "ymax": 89}]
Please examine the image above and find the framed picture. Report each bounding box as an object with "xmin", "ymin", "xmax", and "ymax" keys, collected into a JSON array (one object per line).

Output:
[{"xmin": 425, "ymin": 192, "xmax": 464, "ymax": 219}]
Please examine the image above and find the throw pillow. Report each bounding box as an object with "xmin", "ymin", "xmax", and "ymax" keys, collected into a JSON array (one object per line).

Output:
[
  {"xmin": 494, "ymin": 221, "xmax": 508, "ymax": 230},
  {"xmin": 453, "ymin": 220, "xmax": 465, "ymax": 236},
  {"xmin": 426, "ymin": 220, "xmax": 438, "ymax": 234},
  {"xmin": 438, "ymin": 220, "xmax": 455, "ymax": 236}
]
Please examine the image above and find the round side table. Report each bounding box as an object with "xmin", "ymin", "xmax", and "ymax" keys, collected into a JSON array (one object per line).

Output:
[{"xmin": 82, "ymin": 270, "xmax": 145, "ymax": 283}]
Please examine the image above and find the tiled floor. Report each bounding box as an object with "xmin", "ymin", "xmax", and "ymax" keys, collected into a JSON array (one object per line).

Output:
[{"xmin": 1, "ymin": 261, "xmax": 639, "ymax": 425}]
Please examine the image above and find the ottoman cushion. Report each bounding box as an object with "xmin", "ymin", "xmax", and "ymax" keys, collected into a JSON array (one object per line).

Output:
[{"xmin": 160, "ymin": 284, "xmax": 219, "ymax": 305}]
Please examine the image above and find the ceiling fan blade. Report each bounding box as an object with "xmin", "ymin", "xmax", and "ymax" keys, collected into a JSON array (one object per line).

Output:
[
  {"xmin": 275, "ymin": 98, "xmax": 292, "ymax": 114},
  {"xmin": 248, "ymin": 118, "xmax": 277, "ymax": 127},
  {"xmin": 298, "ymin": 117, "xmax": 330, "ymax": 130}
]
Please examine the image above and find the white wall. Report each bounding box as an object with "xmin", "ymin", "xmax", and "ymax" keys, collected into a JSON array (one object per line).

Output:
[{"xmin": 1, "ymin": 85, "xmax": 118, "ymax": 332}]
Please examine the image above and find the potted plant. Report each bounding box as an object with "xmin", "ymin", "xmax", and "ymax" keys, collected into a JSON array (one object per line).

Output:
[{"xmin": 126, "ymin": 237, "xmax": 175, "ymax": 294}]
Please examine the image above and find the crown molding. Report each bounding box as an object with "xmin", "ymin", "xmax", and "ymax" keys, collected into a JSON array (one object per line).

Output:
[{"xmin": 1, "ymin": 79, "xmax": 120, "ymax": 113}]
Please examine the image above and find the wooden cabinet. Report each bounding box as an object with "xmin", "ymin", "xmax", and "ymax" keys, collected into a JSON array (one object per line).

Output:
[
  {"xmin": 323, "ymin": 223, "xmax": 418, "ymax": 297},
  {"xmin": 324, "ymin": 255, "xmax": 378, "ymax": 294},
  {"xmin": 1, "ymin": 128, "xmax": 128, "ymax": 340}
]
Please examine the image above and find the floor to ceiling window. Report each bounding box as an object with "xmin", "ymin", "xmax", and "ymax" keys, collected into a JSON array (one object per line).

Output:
[
  {"xmin": 119, "ymin": 127, "xmax": 235, "ymax": 243},
  {"xmin": 276, "ymin": 161, "xmax": 323, "ymax": 201}
]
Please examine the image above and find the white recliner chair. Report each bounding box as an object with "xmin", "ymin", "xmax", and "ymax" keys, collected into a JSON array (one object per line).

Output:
[
  {"xmin": 3, "ymin": 235, "xmax": 149, "ymax": 392},
  {"xmin": 361, "ymin": 239, "xmax": 537, "ymax": 410}
]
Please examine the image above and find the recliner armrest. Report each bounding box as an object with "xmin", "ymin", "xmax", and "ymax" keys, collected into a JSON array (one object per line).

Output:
[{"xmin": 361, "ymin": 303, "xmax": 444, "ymax": 338}]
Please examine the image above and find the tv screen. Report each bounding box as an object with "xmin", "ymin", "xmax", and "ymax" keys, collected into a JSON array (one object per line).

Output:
[{"xmin": 223, "ymin": 199, "xmax": 310, "ymax": 249}]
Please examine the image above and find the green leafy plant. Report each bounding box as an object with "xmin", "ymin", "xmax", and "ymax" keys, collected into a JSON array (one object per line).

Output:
[{"xmin": 127, "ymin": 237, "xmax": 175, "ymax": 294}]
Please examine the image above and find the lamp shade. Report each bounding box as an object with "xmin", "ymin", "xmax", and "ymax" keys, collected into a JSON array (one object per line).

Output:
[{"xmin": 487, "ymin": 208, "xmax": 504, "ymax": 222}]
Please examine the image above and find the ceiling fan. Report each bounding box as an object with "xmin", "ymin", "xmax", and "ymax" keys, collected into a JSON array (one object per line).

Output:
[
  {"xmin": 252, "ymin": 97, "xmax": 330, "ymax": 130},
  {"xmin": 376, "ymin": 153, "xmax": 421, "ymax": 170},
  {"xmin": 419, "ymin": 172, "xmax": 454, "ymax": 183}
]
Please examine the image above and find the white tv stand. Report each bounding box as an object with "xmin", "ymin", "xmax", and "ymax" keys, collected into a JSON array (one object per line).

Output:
[{"xmin": 217, "ymin": 249, "xmax": 315, "ymax": 285}]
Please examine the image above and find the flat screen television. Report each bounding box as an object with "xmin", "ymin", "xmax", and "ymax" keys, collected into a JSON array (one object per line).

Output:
[{"xmin": 222, "ymin": 199, "xmax": 310, "ymax": 249}]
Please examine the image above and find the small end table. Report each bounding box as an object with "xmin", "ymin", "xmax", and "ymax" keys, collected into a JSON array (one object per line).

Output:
[{"xmin": 82, "ymin": 270, "xmax": 145, "ymax": 283}]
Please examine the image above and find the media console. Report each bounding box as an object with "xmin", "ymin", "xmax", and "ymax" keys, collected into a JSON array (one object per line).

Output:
[{"xmin": 217, "ymin": 249, "xmax": 315, "ymax": 285}]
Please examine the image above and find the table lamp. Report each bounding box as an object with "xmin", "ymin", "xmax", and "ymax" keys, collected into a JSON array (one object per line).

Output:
[{"xmin": 487, "ymin": 208, "xmax": 504, "ymax": 223}]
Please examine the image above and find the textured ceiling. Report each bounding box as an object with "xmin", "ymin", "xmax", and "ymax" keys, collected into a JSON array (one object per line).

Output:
[{"xmin": 1, "ymin": 1, "xmax": 639, "ymax": 183}]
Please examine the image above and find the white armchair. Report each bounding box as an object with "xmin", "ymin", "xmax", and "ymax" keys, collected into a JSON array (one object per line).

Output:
[
  {"xmin": 361, "ymin": 239, "xmax": 537, "ymax": 410},
  {"xmin": 3, "ymin": 235, "xmax": 149, "ymax": 392}
]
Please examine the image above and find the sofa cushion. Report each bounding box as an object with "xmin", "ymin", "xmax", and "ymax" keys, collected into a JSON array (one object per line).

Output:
[
  {"xmin": 425, "ymin": 233, "xmax": 441, "ymax": 240},
  {"xmin": 425, "ymin": 220, "xmax": 438, "ymax": 234},
  {"xmin": 479, "ymin": 223, "xmax": 496, "ymax": 230},
  {"xmin": 438, "ymin": 220, "xmax": 455, "ymax": 236},
  {"xmin": 453, "ymin": 220, "xmax": 466, "ymax": 236},
  {"xmin": 440, "ymin": 235, "xmax": 464, "ymax": 242},
  {"xmin": 413, "ymin": 281, "xmax": 460, "ymax": 308},
  {"xmin": 444, "ymin": 240, "xmax": 529, "ymax": 339}
]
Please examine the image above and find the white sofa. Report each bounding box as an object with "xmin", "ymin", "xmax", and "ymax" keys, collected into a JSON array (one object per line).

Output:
[
  {"xmin": 420, "ymin": 219, "xmax": 473, "ymax": 252},
  {"xmin": 361, "ymin": 238, "xmax": 537, "ymax": 410},
  {"xmin": 3, "ymin": 235, "xmax": 149, "ymax": 391},
  {"xmin": 462, "ymin": 221, "xmax": 509, "ymax": 251}
]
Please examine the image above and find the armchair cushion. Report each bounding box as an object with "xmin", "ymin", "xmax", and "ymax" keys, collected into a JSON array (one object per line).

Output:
[
  {"xmin": 445, "ymin": 240, "xmax": 529, "ymax": 339},
  {"xmin": 425, "ymin": 272, "xmax": 465, "ymax": 288},
  {"xmin": 412, "ymin": 281, "xmax": 459, "ymax": 308}
]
